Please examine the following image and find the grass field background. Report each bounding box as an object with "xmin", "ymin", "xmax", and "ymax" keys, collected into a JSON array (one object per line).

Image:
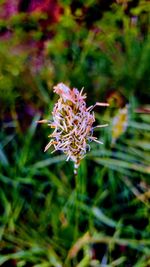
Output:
[{"xmin": 0, "ymin": 0, "xmax": 150, "ymax": 266}]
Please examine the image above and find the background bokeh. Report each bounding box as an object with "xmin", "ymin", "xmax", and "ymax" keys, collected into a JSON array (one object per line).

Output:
[{"xmin": 0, "ymin": 0, "xmax": 150, "ymax": 266}]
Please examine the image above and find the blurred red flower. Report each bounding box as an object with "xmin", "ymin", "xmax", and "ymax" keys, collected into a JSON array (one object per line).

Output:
[
  {"xmin": 0, "ymin": 0, "xmax": 62, "ymax": 24},
  {"xmin": 28, "ymin": 0, "xmax": 62, "ymax": 24}
]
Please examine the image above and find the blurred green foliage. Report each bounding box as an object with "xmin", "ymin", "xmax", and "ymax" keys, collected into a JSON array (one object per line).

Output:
[{"xmin": 0, "ymin": 0, "xmax": 150, "ymax": 266}]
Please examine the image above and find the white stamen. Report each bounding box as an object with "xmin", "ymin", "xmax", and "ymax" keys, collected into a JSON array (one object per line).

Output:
[{"xmin": 94, "ymin": 124, "xmax": 108, "ymax": 128}]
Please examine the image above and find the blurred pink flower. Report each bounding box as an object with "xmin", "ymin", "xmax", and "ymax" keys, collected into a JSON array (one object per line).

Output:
[{"xmin": 0, "ymin": 0, "xmax": 19, "ymax": 19}]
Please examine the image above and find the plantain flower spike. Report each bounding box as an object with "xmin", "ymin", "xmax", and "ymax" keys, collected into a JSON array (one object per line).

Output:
[{"xmin": 38, "ymin": 83, "xmax": 109, "ymax": 175}]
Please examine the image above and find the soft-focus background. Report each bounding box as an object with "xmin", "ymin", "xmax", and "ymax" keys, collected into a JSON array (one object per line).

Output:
[{"xmin": 0, "ymin": 0, "xmax": 150, "ymax": 266}]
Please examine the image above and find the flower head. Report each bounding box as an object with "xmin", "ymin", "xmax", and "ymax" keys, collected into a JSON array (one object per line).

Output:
[{"xmin": 38, "ymin": 83, "xmax": 109, "ymax": 174}]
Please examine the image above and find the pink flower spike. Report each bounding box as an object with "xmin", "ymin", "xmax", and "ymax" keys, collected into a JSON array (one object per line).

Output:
[{"xmin": 38, "ymin": 83, "xmax": 109, "ymax": 174}]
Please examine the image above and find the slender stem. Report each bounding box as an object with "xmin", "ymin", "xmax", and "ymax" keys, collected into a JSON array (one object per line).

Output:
[{"xmin": 74, "ymin": 169, "xmax": 79, "ymax": 241}]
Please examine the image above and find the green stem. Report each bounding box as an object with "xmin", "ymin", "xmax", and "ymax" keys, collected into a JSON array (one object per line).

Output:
[{"xmin": 74, "ymin": 170, "xmax": 79, "ymax": 241}]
